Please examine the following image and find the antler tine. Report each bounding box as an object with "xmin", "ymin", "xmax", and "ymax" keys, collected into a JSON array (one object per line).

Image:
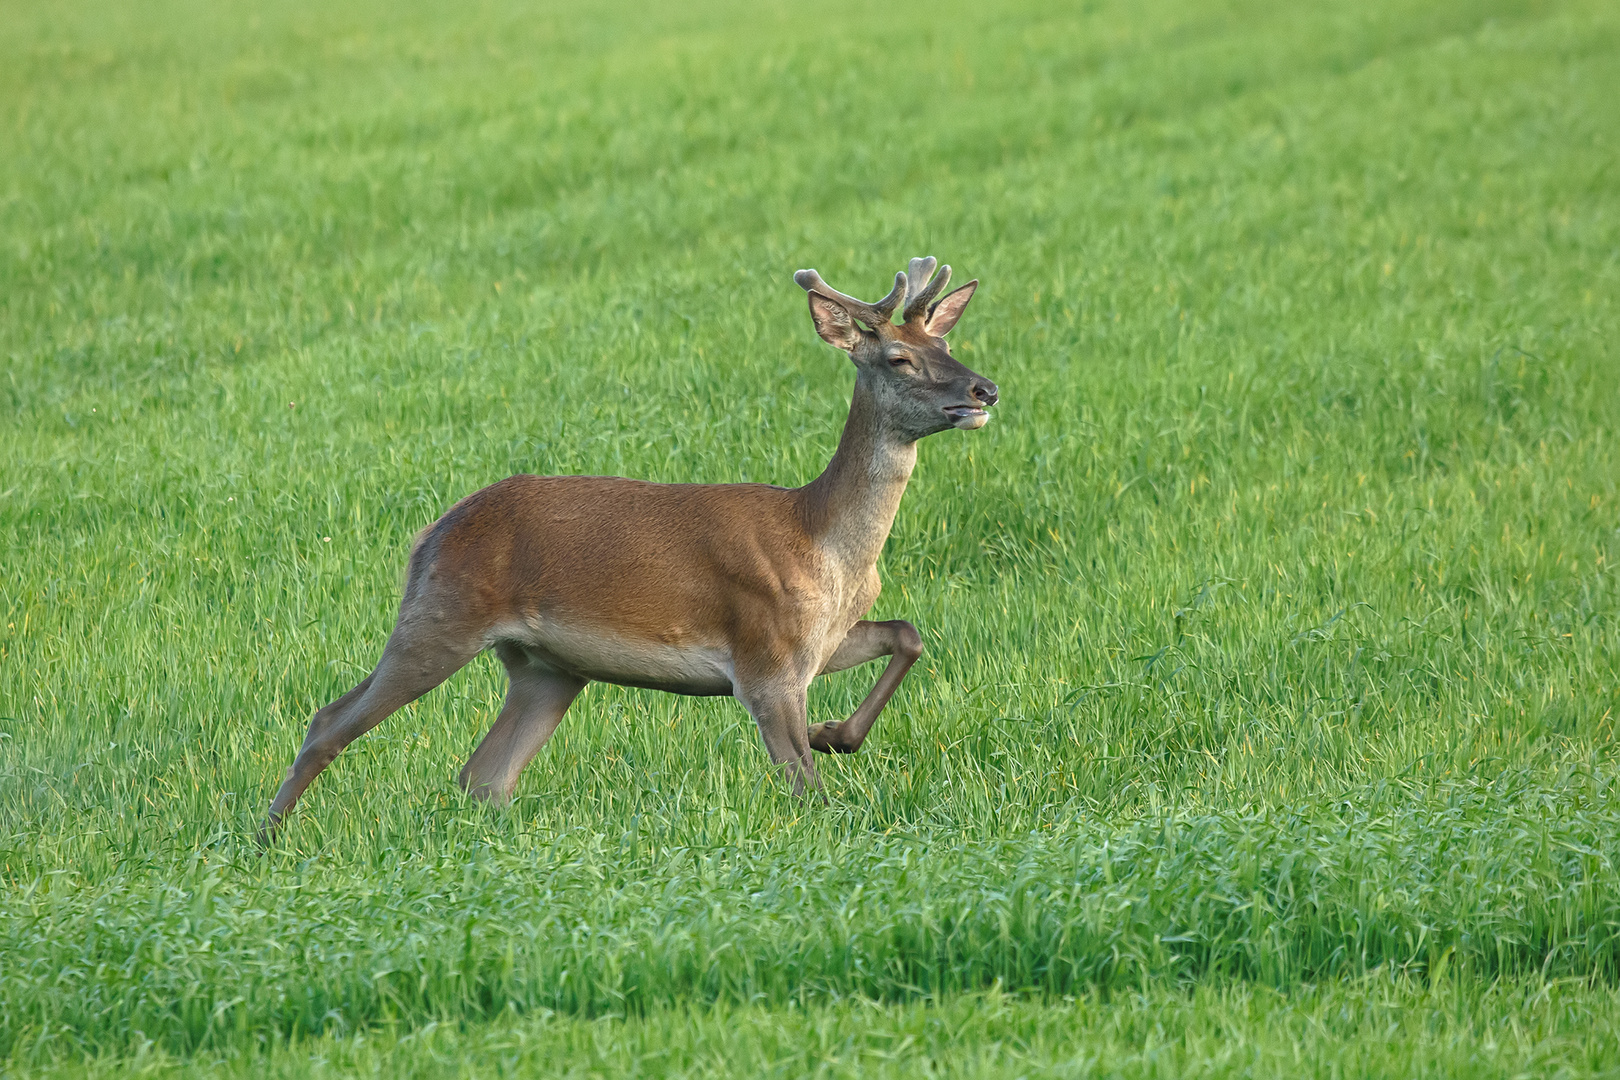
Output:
[
  {"xmin": 871, "ymin": 271, "xmax": 908, "ymax": 322},
  {"xmin": 904, "ymin": 259, "xmax": 952, "ymax": 324},
  {"xmin": 795, "ymin": 268, "xmax": 908, "ymax": 329},
  {"xmin": 904, "ymin": 256, "xmax": 936, "ymax": 300}
]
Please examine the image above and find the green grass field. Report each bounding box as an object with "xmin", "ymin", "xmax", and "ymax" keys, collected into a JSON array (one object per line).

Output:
[{"xmin": 3, "ymin": 0, "xmax": 1619, "ymax": 1074}]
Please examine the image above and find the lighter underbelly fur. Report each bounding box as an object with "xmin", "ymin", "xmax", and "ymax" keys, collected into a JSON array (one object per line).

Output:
[{"xmin": 487, "ymin": 616, "xmax": 735, "ymax": 694}]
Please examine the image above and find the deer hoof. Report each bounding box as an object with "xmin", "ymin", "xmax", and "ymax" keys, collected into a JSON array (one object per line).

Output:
[
  {"xmin": 254, "ymin": 815, "xmax": 283, "ymax": 850},
  {"xmin": 808, "ymin": 722, "xmax": 859, "ymax": 755}
]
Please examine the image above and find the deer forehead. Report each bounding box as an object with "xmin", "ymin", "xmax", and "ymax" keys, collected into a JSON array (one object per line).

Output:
[{"xmin": 877, "ymin": 322, "xmax": 947, "ymax": 353}]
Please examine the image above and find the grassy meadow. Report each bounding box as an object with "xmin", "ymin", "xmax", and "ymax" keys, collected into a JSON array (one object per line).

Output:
[{"xmin": 2, "ymin": 0, "xmax": 1619, "ymax": 1073}]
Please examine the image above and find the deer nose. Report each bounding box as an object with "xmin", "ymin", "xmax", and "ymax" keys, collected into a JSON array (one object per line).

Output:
[{"xmin": 972, "ymin": 379, "xmax": 998, "ymax": 407}]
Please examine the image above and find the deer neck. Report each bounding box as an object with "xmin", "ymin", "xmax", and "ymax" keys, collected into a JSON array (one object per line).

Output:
[{"xmin": 798, "ymin": 372, "xmax": 918, "ymax": 571}]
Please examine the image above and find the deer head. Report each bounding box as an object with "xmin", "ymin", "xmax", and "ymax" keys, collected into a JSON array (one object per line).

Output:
[{"xmin": 795, "ymin": 257, "xmax": 998, "ymax": 441}]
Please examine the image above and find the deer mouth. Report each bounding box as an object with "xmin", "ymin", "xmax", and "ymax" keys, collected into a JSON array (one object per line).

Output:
[{"xmin": 944, "ymin": 405, "xmax": 990, "ymax": 429}]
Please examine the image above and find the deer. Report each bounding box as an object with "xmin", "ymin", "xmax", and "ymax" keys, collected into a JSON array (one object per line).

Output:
[{"xmin": 259, "ymin": 257, "xmax": 997, "ymax": 841}]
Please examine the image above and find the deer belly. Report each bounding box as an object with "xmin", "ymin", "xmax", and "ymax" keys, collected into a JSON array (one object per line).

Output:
[{"xmin": 491, "ymin": 618, "xmax": 735, "ymax": 696}]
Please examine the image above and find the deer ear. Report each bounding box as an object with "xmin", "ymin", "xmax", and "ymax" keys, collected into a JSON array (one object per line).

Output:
[
  {"xmin": 807, "ymin": 292, "xmax": 865, "ymax": 352},
  {"xmin": 924, "ymin": 280, "xmax": 977, "ymax": 336}
]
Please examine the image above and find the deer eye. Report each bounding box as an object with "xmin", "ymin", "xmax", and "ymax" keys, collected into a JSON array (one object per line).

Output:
[{"xmin": 888, "ymin": 354, "xmax": 913, "ymax": 367}]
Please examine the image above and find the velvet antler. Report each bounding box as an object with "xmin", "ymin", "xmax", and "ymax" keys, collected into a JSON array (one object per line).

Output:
[{"xmin": 793, "ymin": 268, "xmax": 908, "ymax": 330}]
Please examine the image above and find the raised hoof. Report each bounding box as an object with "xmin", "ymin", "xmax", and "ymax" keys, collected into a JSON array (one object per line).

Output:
[{"xmin": 807, "ymin": 722, "xmax": 859, "ymax": 755}]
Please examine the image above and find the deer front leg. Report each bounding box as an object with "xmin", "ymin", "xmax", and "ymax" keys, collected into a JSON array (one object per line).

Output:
[
  {"xmin": 733, "ymin": 675, "xmax": 822, "ymax": 798},
  {"xmin": 808, "ymin": 619, "xmax": 923, "ymax": 755}
]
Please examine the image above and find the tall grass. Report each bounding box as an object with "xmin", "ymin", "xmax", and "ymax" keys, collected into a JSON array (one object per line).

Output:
[
  {"xmin": 2, "ymin": 0, "xmax": 1618, "ymax": 1070},
  {"xmin": 8, "ymin": 773, "xmax": 1620, "ymax": 1055},
  {"xmin": 38, "ymin": 981, "xmax": 1620, "ymax": 1079}
]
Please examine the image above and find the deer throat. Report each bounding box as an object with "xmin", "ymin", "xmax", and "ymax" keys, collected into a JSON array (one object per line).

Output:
[{"xmin": 802, "ymin": 376, "xmax": 919, "ymax": 573}]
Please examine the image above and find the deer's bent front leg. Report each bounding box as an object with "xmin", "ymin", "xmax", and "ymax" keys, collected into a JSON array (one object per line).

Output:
[{"xmin": 808, "ymin": 619, "xmax": 923, "ymax": 755}]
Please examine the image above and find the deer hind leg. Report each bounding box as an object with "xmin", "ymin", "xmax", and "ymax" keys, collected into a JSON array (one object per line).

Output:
[
  {"xmin": 459, "ymin": 643, "xmax": 586, "ymax": 804},
  {"xmin": 808, "ymin": 619, "xmax": 923, "ymax": 755},
  {"xmin": 259, "ymin": 625, "xmax": 481, "ymax": 842}
]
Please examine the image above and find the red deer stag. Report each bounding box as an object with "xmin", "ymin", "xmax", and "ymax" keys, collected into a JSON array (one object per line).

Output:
[{"xmin": 260, "ymin": 257, "xmax": 996, "ymax": 840}]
